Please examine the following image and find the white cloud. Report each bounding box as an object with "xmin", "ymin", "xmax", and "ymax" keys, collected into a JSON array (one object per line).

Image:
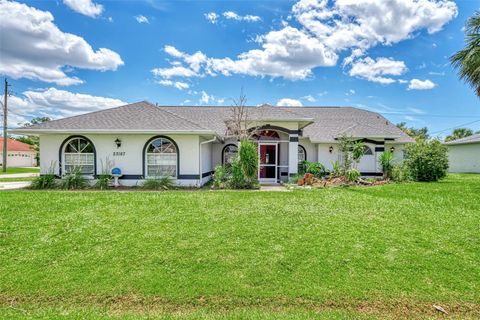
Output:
[
  {"xmin": 293, "ymin": 0, "xmax": 457, "ymax": 52},
  {"xmin": 156, "ymin": 80, "xmax": 189, "ymax": 90},
  {"xmin": 158, "ymin": 0, "xmax": 456, "ymax": 83},
  {"xmin": 349, "ymin": 57, "xmax": 407, "ymax": 84},
  {"xmin": 134, "ymin": 15, "xmax": 149, "ymax": 24},
  {"xmin": 63, "ymin": 0, "xmax": 103, "ymax": 18},
  {"xmin": 4, "ymin": 88, "xmax": 126, "ymax": 125},
  {"xmin": 408, "ymin": 79, "xmax": 436, "ymax": 90},
  {"xmin": 223, "ymin": 11, "xmax": 261, "ymax": 22},
  {"xmin": 206, "ymin": 26, "xmax": 338, "ymax": 80},
  {"xmin": 200, "ymin": 91, "xmax": 211, "ymax": 104},
  {"xmin": 0, "ymin": 1, "xmax": 123, "ymax": 86},
  {"xmin": 276, "ymin": 98, "xmax": 303, "ymax": 107},
  {"xmin": 204, "ymin": 12, "xmax": 219, "ymax": 24},
  {"xmin": 301, "ymin": 95, "xmax": 316, "ymax": 102},
  {"xmin": 151, "ymin": 66, "xmax": 197, "ymax": 78}
]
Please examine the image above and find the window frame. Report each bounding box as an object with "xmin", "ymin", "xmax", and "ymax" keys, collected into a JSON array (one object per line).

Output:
[
  {"xmin": 222, "ymin": 144, "xmax": 238, "ymax": 165},
  {"xmin": 60, "ymin": 136, "xmax": 96, "ymax": 176},
  {"xmin": 143, "ymin": 136, "xmax": 179, "ymax": 179},
  {"xmin": 298, "ymin": 145, "xmax": 307, "ymax": 163},
  {"xmin": 363, "ymin": 145, "xmax": 373, "ymax": 155}
]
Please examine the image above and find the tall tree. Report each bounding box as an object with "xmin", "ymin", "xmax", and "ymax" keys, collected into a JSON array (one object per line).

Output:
[
  {"xmin": 17, "ymin": 117, "xmax": 51, "ymax": 163},
  {"xmin": 450, "ymin": 11, "xmax": 480, "ymax": 96},
  {"xmin": 396, "ymin": 122, "xmax": 429, "ymax": 141},
  {"xmin": 445, "ymin": 128, "xmax": 474, "ymax": 142}
]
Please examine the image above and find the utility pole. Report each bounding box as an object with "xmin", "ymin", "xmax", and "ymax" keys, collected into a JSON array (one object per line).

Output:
[{"xmin": 2, "ymin": 78, "xmax": 9, "ymax": 173}]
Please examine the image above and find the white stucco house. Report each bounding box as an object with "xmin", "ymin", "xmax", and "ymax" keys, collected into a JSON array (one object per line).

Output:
[
  {"xmin": 445, "ymin": 133, "xmax": 480, "ymax": 173},
  {"xmin": 12, "ymin": 101, "xmax": 413, "ymax": 186},
  {"xmin": 0, "ymin": 137, "xmax": 37, "ymax": 167}
]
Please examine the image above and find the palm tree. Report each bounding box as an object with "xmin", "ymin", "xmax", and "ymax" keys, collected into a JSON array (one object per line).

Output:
[
  {"xmin": 445, "ymin": 128, "xmax": 474, "ymax": 142},
  {"xmin": 451, "ymin": 11, "xmax": 480, "ymax": 96}
]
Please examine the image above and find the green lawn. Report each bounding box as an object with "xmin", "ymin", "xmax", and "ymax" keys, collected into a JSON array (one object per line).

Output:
[
  {"xmin": 0, "ymin": 167, "xmax": 39, "ymax": 175},
  {"xmin": 1, "ymin": 174, "xmax": 479, "ymax": 319}
]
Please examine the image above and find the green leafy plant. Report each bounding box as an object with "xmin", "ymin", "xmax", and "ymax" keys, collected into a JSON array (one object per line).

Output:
[
  {"xmin": 213, "ymin": 164, "xmax": 229, "ymax": 189},
  {"xmin": 301, "ymin": 161, "xmax": 326, "ymax": 178},
  {"xmin": 61, "ymin": 168, "xmax": 88, "ymax": 190},
  {"xmin": 345, "ymin": 168, "xmax": 360, "ymax": 183},
  {"xmin": 330, "ymin": 160, "xmax": 342, "ymax": 178},
  {"xmin": 30, "ymin": 162, "xmax": 57, "ymax": 189},
  {"xmin": 30, "ymin": 174, "xmax": 57, "ymax": 189},
  {"xmin": 238, "ymin": 140, "xmax": 258, "ymax": 186},
  {"xmin": 391, "ymin": 162, "xmax": 412, "ymax": 183},
  {"xmin": 351, "ymin": 141, "xmax": 365, "ymax": 166},
  {"xmin": 404, "ymin": 140, "xmax": 449, "ymax": 182},
  {"xmin": 96, "ymin": 174, "xmax": 111, "ymax": 190},
  {"xmin": 229, "ymin": 158, "xmax": 247, "ymax": 189},
  {"xmin": 142, "ymin": 176, "xmax": 174, "ymax": 190},
  {"xmin": 95, "ymin": 158, "xmax": 114, "ymax": 190},
  {"xmin": 379, "ymin": 151, "xmax": 394, "ymax": 179}
]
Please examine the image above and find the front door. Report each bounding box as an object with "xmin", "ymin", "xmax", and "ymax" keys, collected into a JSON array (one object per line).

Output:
[{"xmin": 258, "ymin": 143, "xmax": 277, "ymax": 183}]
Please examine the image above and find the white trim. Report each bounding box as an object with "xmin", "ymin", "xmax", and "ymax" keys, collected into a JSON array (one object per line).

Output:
[{"xmin": 258, "ymin": 142, "xmax": 278, "ymax": 183}]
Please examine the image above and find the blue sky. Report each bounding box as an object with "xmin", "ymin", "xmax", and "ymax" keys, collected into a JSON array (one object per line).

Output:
[{"xmin": 1, "ymin": 0, "xmax": 479, "ymax": 137}]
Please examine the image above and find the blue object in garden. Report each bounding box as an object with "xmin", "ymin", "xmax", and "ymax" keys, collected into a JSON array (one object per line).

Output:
[{"xmin": 111, "ymin": 167, "xmax": 122, "ymax": 176}]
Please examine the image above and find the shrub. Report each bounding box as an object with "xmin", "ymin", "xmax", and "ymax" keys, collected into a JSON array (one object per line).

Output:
[
  {"xmin": 405, "ymin": 140, "xmax": 449, "ymax": 182},
  {"xmin": 330, "ymin": 160, "xmax": 342, "ymax": 178},
  {"xmin": 96, "ymin": 174, "xmax": 111, "ymax": 190},
  {"xmin": 391, "ymin": 162, "xmax": 412, "ymax": 182},
  {"xmin": 229, "ymin": 158, "xmax": 247, "ymax": 189},
  {"xmin": 352, "ymin": 141, "xmax": 365, "ymax": 166},
  {"xmin": 142, "ymin": 176, "xmax": 174, "ymax": 190},
  {"xmin": 96, "ymin": 158, "xmax": 114, "ymax": 189},
  {"xmin": 61, "ymin": 169, "xmax": 88, "ymax": 190},
  {"xmin": 213, "ymin": 164, "xmax": 229, "ymax": 189},
  {"xmin": 238, "ymin": 140, "xmax": 258, "ymax": 186},
  {"xmin": 301, "ymin": 161, "xmax": 326, "ymax": 178},
  {"xmin": 30, "ymin": 174, "xmax": 57, "ymax": 189},
  {"xmin": 379, "ymin": 151, "xmax": 394, "ymax": 179},
  {"xmin": 345, "ymin": 168, "xmax": 360, "ymax": 182}
]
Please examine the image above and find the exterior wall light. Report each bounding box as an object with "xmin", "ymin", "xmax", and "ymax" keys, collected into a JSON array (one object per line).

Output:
[
  {"xmin": 390, "ymin": 146, "xmax": 395, "ymax": 152},
  {"xmin": 329, "ymin": 146, "xmax": 333, "ymax": 153},
  {"xmin": 115, "ymin": 138, "xmax": 122, "ymax": 148}
]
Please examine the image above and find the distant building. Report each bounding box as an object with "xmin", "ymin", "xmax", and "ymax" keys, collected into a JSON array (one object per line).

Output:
[
  {"xmin": 445, "ymin": 134, "xmax": 480, "ymax": 173},
  {"xmin": 0, "ymin": 137, "xmax": 37, "ymax": 167}
]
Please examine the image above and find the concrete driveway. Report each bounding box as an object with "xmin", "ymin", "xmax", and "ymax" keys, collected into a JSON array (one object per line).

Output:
[{"xmin": 0, "ymin": 181, "xmax": 31, "ymax": 190}]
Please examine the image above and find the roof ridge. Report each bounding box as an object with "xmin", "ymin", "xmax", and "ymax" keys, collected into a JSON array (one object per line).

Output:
[{"xmin": 159, "ymin": 107, "xmax": 211, "ymax": 131}]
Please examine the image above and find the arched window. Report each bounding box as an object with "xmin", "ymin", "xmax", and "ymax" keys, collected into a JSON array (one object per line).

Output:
[
  {"xmin": 63, "ymin": 137, "xmax": 95, "ymax": 175},
  {"xmin": 145, "ymin": 137, "xmax": 177, "ymax": 177},
  {"xmin": 298, "ymin": 145, "xmax": 306, "ymax": 163},
  {"xmin": 363, "ymin": 145, "xmax": 373, "ymax": 155},
  {"xmin": 222, "ymin": 144, "xmax": 238, "ymax": 165}
]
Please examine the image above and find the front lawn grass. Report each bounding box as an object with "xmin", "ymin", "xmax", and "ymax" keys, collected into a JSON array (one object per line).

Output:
[
  {"xmin": 0, "ymin": 174, "xmax": 479, "ymax": 319},
  {"xmin": 0, "ymin": 167, "xmax": 39, "ymax": 175}
]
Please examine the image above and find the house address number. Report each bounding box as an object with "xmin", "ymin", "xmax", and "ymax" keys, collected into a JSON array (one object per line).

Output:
[{"xmin": 113, "ymin": 151, "xmax": 125, "ymax": 156}]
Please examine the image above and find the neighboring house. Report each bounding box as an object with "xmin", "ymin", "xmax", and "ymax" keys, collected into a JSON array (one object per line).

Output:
[
  {"xmin": 0, "ymin": 137, "xmax": 37, "ymax": 167},
  {"xmin": 12, "ymin": 101, "xmax": 413, "ymax": 186},
  {"xmin": 445, "ymin": 133, "xmax": 480, "ymax": 173}
]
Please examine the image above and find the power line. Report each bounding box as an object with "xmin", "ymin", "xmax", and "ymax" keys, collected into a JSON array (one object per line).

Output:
[{"xmin": 430, "ymin": 119, "xmax": 480, "ymax": 135}]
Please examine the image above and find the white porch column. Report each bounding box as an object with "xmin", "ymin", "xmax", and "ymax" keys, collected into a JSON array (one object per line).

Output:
[{"xmin": 288, "ymin": 133, "xmax": 299, "ymax": 177}]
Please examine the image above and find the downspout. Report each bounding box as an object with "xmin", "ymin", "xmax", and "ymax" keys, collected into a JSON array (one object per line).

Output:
[{"xmin": 199, "ymin": 136, "xmax": 217, "ymax": 187}]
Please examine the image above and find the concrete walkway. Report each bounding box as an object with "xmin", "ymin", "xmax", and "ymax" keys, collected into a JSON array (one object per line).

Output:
[
  {"xmin": 0, "ymin": 172, "xmax": 39, "ymax": 179},
  {"xmin": 259, "ymin": 184, "xmax": 289, "ymax": 192},
  {"xmin": 0, "ymin": 181, "xmax": 31, "ymax": 190}
]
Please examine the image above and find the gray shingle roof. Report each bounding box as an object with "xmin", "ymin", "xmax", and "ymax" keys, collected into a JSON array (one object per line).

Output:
[
  {"xmin": 16, "ymin": 101, "xmax": 413, "ymax": 143},
  {"xmin": 19, "ymin": 101, "xmax": 212, "ymax": 133},
  {"xmin": 445, "ymin": 133, "xmax": 480, "ymax": 145}
]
